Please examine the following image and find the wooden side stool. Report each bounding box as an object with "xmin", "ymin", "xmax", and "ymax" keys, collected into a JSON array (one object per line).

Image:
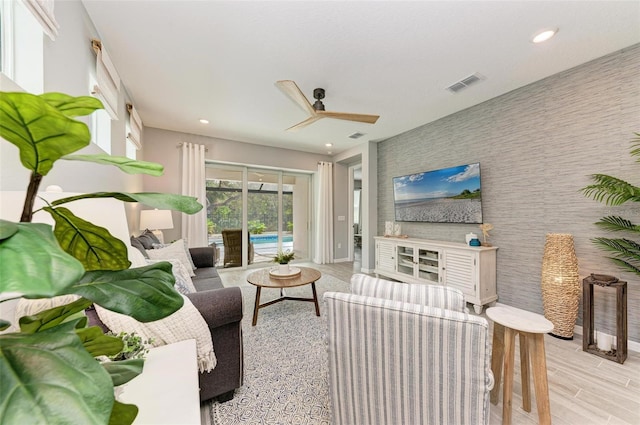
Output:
[{"xmin": 487, "ymin": 306, "xmax": 554, "ymax": 425}]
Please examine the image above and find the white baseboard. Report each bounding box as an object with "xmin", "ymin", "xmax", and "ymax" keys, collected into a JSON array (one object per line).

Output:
[
  {"xmin": 333, "ymin": 257, "xmax": 350, "ymax": 263},
  {"xmin": 493, "ymin": 302, "xmax": 638, "ymax": 353}
]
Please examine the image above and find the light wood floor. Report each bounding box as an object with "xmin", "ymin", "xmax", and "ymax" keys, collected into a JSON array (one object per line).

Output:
[{"xmin": 218, "ymin": 259, "xmax": 640, "ymax": 425}]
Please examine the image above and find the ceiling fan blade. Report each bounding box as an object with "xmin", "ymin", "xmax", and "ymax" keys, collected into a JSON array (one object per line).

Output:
[
  {"xmin": 286, "ymin": 115, "xmax": 323, "ymax": 132},
  {"xmin": 317, "ymin": 110, "xmax": 379, "ymax": 124},
  {"xmin": 276, "ymin": 80, "xmax": 316, "ymax": 116}
]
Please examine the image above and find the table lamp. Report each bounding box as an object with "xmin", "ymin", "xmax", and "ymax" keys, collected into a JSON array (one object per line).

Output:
[{"xmin": 140, "ymin": 209, "xmax": 174, "ymax": 243}]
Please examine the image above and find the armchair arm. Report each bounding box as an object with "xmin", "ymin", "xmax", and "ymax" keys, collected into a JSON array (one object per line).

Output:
[
  {"xmin": 189, "ymin": 246, "xmax": 216, "ymax": 268},
  {"xmin": 185, "ymin": 287, "xmax": 243, "ymax": 328}
]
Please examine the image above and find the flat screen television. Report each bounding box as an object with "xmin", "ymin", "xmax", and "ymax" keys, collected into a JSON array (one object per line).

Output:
[{"xmin": 393, "ymin": 162, "xmax": 482, "ymax": 224}]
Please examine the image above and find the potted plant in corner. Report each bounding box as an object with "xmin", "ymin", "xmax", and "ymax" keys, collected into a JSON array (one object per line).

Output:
[
  {"xmin": 0, "ymin": 91, "xmax": 202, "ymax": 425},
  {"xmin": 274, "ymin": 250, "xmax": 295, "ymax": 274},
  {"xmin": 581, "ymin": 132, "xmax": 640, "ymax": 277}
]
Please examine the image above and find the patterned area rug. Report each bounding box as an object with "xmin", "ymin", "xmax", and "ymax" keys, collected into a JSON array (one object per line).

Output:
[{"xmin": 201, "ymin": 272, "xmax": 350, "ymax": 425}]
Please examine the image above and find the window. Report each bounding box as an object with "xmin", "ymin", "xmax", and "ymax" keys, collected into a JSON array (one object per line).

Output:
[
  {"xmin": 0, "ymin": 0, "xmax": 44, "ymax": 93},
  {"xmin": 91, "ymin": 107, "xmax": 112, "ymax": 154},
  {"xmin": 205, "ymin": 163, "xmax": 311, "ymax": 267},
  {"xmin": 125, "ymin": 138, "xmax": 137, "ymax": 160}
]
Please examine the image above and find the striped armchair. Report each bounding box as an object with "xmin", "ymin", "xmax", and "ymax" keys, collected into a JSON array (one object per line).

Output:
[{"xmin": 324, "ymin": 274, "xmax": 493, "ymax": 425}]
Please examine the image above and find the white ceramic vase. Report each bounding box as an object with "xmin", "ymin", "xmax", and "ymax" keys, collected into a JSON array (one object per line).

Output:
[{"xmin": 278, "ymin": 263, "xmax": 290, "ymax": 274}]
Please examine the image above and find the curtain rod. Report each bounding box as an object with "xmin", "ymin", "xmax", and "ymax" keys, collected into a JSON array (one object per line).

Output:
[{"xmin": 176, "ymin": 142, "xmax": 208, "ymax": 152}]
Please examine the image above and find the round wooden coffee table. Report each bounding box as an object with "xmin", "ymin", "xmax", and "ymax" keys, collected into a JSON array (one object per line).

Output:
[{"xmin": 247, "ymin": 267, "xmax": 322, "ymax": 326}]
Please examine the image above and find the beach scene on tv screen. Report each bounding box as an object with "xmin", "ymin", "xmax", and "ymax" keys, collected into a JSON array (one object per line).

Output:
[{"xmin": 393, "ymin": 163, "xmax": 482, "ymax": 223}]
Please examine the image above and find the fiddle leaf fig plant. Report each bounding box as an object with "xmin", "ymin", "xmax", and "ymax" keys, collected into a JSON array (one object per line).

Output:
[
  {"xmin": 581, "ymin": 132, "xmax": 640, "ymax": 277},
  {"xmin": 0, "ymin": 91, "xmax": 203, "ymax": 424}
]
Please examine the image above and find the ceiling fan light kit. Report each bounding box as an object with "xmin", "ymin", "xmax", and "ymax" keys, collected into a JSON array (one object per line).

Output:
[{"xmin": 276, "ymin": 80, "xmax": 379, "ymax": 132}]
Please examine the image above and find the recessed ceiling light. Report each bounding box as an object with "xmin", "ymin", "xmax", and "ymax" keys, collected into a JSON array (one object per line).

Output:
[
  {"xmin": 325, "ymin": 143, "xmax": 333, "ymax": 147},
  {"xmin": 199, "ymin": 119, "xmax": 209, "ymax": 124},
  {"xmin": 532, "ymin": 28, "xmax": 558, "ymax": 44}
]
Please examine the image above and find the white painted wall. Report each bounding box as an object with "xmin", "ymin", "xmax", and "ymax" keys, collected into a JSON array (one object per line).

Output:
[
  {"xmin": 377, "ymin": 45, "xmax": 640, "ymax": 342},
  {"xmin": 0, "ymin": 0, "xmax": 143, "ymax": 234},
  {"xmin": 141, "ymin": 127, "xmax": 331, "ymax": 242}
]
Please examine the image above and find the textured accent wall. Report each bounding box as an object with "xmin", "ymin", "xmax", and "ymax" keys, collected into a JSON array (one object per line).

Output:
[{"xmin": 377, "ymin": 45, "xmax": 640, "ymax": 342}]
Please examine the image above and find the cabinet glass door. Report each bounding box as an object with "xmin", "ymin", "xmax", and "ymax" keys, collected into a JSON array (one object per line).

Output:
[
  {"xmin": 396, "ymin": 245, "xmax": 414, "ymax": 277},
  {"xmin": 417, "ymin": 248, "xmax": 439, "ymax": 283}
]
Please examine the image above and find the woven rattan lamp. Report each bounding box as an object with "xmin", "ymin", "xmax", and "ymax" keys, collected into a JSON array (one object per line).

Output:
[{"xmin": 541, "ymin": 233, "xmax": 580, "ymax": 339}]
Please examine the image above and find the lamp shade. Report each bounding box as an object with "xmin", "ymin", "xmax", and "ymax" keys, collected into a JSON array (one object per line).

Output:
[{"xmin": 140, "ymin": 209, "xmax": 174, "ymax": 231}]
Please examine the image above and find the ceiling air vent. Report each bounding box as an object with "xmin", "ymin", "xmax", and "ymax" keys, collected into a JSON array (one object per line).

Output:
[
  {"xmin": 446, "ymin": 73, "xmax": 484, "ymax": 94},
  {"xmin": 349, "ymin": 132, "xmax": 366, "ymax": 139}
]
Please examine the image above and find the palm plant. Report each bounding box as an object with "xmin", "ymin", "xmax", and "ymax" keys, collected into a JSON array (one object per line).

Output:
[{"xmin": 581, "ymin": 132, "xmax": 640, "ymax": 277}]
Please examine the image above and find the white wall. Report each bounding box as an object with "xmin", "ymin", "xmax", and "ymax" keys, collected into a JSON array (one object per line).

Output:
[
  {"xmin": 0, "ymin": 1, "xmax": 143, "ymax": 234},
  {"xmin": 334, "ymin": 141, "xmax": 377, "ymax": 271},
  {"xmin": 377, "ymin": 44, "xmax": 640, "ymax": 342},
  {"xmin": 141, "ymin": 127, "xmax": 331, "ymax": 242}
]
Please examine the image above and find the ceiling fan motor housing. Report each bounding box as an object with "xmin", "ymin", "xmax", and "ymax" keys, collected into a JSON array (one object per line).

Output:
[{"xmin": 313, "ymin": 88, "xmax": 325, "ymax": 111}]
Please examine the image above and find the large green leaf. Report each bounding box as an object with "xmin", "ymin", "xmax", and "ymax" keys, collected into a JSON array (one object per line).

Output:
[
  {"xmin": 66, "ymin": 263, "xmax": 183, "ymax": 322},
  {"xmin": 76, "ymin": 326, "xmax": 124, "ymax": 357},
  {"xmin": 0, "ymin": 92, "xmax": 96, "ymax": 175},
  {"xmin": 0, "ymin": 221, "xmax": 84, "ymax": 297},
  {"xmin": 0, "ymin": 321, "xmax": 114, "ymax": 425},
  {"xmin": 51, "ymin": 192, "xmax": 203, "ymax": 214},
  {"xmin": 108, "ymin": 401, "xmax": 138, "ymax": 425},
  {"xmin": 39, "ymin": 92, "xmax": 104, "ymax": 117},
  {"xmin": 63, "ymin": 154, "xmax": 165, "ymax": 176},
  {"xmin": 18, "ymin": 297, "xmax": 92, "ymax": 334},
  {"xmin": 44, "ymin": 206, "xmax": 130, "ymax": 271},
  {"xmin": 0, "ymin": 220, "xmax": 18, "ymax": 240},
  {"xmin": 103, "ymin": 359, "xmax": 144, "ymax": 387},
  {"xmin": 595, "ymin": 216, "xmax": 640, "ymax": 233},
  {"xmin": 592, "ymin": 237, "xmax": 640, "ymax": 277},
  {"xmin": 0, "ymin": 319, "xmax": 10, "ymax": 331},
  {"xmin": 581, "ymin": 174, "xmax": 640, "ymax": 206}
]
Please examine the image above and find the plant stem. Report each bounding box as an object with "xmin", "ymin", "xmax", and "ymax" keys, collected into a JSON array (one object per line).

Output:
[{"xmin": 21, "ymin": 172, "xmax": 43, "ymax": 223}]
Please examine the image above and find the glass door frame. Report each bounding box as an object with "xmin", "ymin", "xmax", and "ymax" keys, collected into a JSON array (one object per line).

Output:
[{"xmin": 206, "ymin": 161, "xmax": 312, "ymax": 269}]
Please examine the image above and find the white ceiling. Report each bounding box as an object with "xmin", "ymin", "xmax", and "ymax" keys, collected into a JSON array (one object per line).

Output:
[{"xmin": 82, "ymin": 1, "xmax": 640, "ymax": 156}]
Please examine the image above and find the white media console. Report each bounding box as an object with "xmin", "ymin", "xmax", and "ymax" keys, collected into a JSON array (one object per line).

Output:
[{"xmin": 374, "ymin": 236, "xmax": 498, "ymax": 313}]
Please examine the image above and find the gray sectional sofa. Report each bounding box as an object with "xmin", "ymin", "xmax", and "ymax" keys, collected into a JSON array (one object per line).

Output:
[
  {"xmin": 87, "ymin": 243, "xmax": 244, "ymax": 403},
  {"xmin": 186, "ymin": 246, "xmax": 244, "ymax": 402}
]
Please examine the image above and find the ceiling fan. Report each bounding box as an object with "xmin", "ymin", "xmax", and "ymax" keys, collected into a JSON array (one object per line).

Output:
[{"xmin": 275, "ymin": 80, "xmax": 379, "ymax": 132}]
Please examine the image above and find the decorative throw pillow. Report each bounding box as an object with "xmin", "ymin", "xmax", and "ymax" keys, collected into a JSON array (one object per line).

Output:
[
  {"xmin": 128, "ymin": 246, "xmax": 148, "ymax": 268},
  {"xmin": 153, "ymin": 239, "xmax": 197, "ymax": 271},
  {"xmin": 146, "ymin": 239, "xmax": 196, "ymax": 277},
  {"xmin": 14, "ymin": 294, "xmax": 81, "ymax": 326},
  {"xmin": 146, "ymin": 259, "xmax": 196, "ymax": 294},
  {"xmin": 130, "ymin": 236, "xmax": 149, "ymax": 258},
  {"xmin": 136, "ymin": 229, "xmax": 160, "ymax": 249}
]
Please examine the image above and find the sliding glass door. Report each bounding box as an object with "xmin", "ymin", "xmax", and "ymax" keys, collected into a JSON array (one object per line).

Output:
[{"xmin": 206, "ymin": 164, "xmax": 310, "ymax": 267}]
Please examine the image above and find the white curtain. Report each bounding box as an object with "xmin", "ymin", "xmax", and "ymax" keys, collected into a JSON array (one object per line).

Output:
[
  {"xmin": 23, "ymin": 0, "xmax": 59, "ymax": 40},
  {"xmin": 181, "ymin": 143, "xmax": 208, "ymax": 247},
  {"xmin": 314, "ymin": 161, "xmax": 334, "ymax": 264}
]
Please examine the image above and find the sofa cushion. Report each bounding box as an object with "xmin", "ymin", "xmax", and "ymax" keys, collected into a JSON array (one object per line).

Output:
[
  {"xmin": 192, "ymin": 267, "xmax": 224, "ymax": 292},
  {"xmin": 147, "ymin": 239, "xmax": 196, "ymax": 277}
]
